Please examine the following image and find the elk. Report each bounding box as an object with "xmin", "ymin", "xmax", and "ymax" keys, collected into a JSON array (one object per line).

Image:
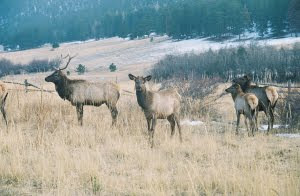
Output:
[
  {"xmin": 45, "ymin": 55, "xmax": 120, "ymax": 126},
  {"xmin": 225, "ymin": 83, "xmax": 259, "ymax": 136},
  {"xmin": 0, "ymin": 82, "xmax": 8, "ymax": 126},
  {"xmin": 232, "ymin": 75, "xmax": 278, "ymax": 133},
  {"xmin": 128, "ymin": 74, "xmax": 182, "ymax": 148}
]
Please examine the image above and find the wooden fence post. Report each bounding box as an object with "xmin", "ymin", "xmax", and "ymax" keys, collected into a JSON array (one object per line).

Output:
[
  {"xmin": 24, "ymin": 79, "xmax": 28, "ymax": 93},
  {"xmin": 286, "ymin": 80, "xmax": 292, "ymax": 125}
]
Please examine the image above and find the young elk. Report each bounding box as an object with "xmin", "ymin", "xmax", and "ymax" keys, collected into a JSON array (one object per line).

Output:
[
  {"xmin": 129, "ymin": 74, "xmax": 182, "ymax": 148},
  {"xmin": 45, "ymin": 55, "xmax": 120, "ymax": 126},
  {"xmin": 0, "ymin": 82, "xmax": 8, "ymax": 126},
  {"xmin": 232, "ymin": 75, "xmax": 278, "ymax": 133},
  {"xmin": 225, "ymin": 83, "xmax": 259, "ymax": 136}
]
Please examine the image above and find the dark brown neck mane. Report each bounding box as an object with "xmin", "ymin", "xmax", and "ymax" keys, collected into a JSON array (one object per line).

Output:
[
  {"xmin": 53, "ymin": 74, "xmax": 71, "ymax": 100},
  {"xmin": 240, "ymin": 80, "xmax": 252, "ymax": 92},
  {"xmin": 136, "ymin": 88, "xmax": 151, "ymax": 110}
]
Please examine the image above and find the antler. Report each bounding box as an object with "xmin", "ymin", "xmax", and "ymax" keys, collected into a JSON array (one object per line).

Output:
[{"xmin": 57, "ymin": 54, "xmax": 78, "ymax": 71}]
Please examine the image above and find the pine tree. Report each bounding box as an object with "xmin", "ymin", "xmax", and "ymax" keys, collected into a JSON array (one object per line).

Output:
[{"xmin": 288, "ymin": 0, "xmax": 300, "ymax": 36}]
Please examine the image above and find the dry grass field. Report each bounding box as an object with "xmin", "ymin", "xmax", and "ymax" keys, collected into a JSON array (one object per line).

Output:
[
  {"xmin": 0, "ymin": 81, "xmax": 299, "ymax": 195},
  {"xmin": 0, "ymin": 37, "xmax": 300, "ymax": 195}
]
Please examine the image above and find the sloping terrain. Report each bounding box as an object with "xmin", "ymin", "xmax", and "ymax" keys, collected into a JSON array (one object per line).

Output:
[{"xmin": 1, "ymin": 36, "xmax": 300, "ymax": 83}]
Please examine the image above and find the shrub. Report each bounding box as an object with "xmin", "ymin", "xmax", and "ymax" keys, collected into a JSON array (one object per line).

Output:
[
  {"xmin": 52, "ymin": 42, "xmax": 60, "ymax": 49},
  {"xmin": 109, "ymin": 63, "xmax": 117, "ymax": 72},
  {"xmin": 76, "ymin": 64, "xmax": 86, "ymax": 75},
  {"xmin": 159, "ymin": 77, "xmax": 221, "ymax": 119}
]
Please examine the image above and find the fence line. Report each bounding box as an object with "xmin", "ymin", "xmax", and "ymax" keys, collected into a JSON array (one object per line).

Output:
[
  {"xmin": 259, "ymin": 83, "xmax": 300, "ymax": 89},
  {"xmin": 3, "ymin": 80, "xmax": 55, "ymax": 94}
]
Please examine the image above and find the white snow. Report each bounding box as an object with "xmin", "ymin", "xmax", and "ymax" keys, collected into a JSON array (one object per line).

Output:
[
  {"xmin": 62, "ymin": 38, "xmax": 97, "ymax": 45},
  {"xmin": 181, "ymin": 120, "xmax": 204, "ymax": 126},
  {"xmin": 275, "ymin": 134, "xmax": 300, "ymax": 139},
  {"xmin": 157, "ymin": 36, "xmax": 300, "ymax": 55},
  {"xmin": 2, "ymin": 35, "xmax": 300, "ymax": 71},
  {"xmin": 259, "ymin": 124, "xmax": 289, "ymax": 131}
]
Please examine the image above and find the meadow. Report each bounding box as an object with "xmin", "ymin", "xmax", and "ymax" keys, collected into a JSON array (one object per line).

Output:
[
  {"xmin": 0, "ymin": 37, "xmax": 300, "ymax": 195},
  {"xmin": 0, "ymin": 82, "xmax": 299, "ymax": 195}
]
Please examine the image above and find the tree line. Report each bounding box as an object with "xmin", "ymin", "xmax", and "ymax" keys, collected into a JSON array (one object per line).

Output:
[
  {"xmin": 151, "ymin": 43, "xmax": 300, "ymax": 83},
  {"xmin": 0, "ymin": 58, "xmax": 60, "ymax": 78},
  {"xmin": 0, "ymin": 0, "xmax": 299, "ymax": 49}
]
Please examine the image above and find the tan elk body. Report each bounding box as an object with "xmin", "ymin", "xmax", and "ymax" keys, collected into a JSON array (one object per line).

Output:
[
  {"xmin": 129, "ymin": 74, "xmax": 182, "ymax": 147},
  {"xmin": 0, "ymin": 82, "xmax": 8, "ymax": 125},
  {"xmin": 45, "ymin": 55, "xmax": 120, "ymax": 125},
  {"xmin": 226, "ymin": 83, "xmax": 259, "ymax": 136},
  {"xmin": 233, "ymin": 75, "xmax": 278, "ymax": 133}
]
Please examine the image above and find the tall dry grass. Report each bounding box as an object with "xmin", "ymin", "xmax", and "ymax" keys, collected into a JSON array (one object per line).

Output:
[{"xmin": 0, "ymin": 87, "xmax": 299, "ymax": 195}]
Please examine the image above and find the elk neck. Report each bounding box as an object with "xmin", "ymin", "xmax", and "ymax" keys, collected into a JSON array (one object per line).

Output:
[
  {"xmin": 230, "ymin": 89, "xmax": 245, "ymax": 101},
  {"xmin": 240, "ymin": 80, "xmax": 251, "ymax": 92},
  {"xmin": 136, "ymin": 88, "xmax": 152, "ymax": 110},
  {"xmin": 54, "ymin": 74, "xmax": 72, "ymax": 100}
]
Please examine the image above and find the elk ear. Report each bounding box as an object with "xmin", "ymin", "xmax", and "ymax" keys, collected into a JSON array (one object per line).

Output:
[
  {"xmin": 128, "ymin": 74, "xmax": 136, "ymax": 80},
  {"xmin": 144, "ymin": 75, "xmax": 152, "ymax": 81}
]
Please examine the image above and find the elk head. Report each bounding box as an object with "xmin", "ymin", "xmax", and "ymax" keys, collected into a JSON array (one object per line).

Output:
[
  {"xmin": 128, "ymin": 74, "xmax": 152, "ymax": 92},
  {"xmin": 232, "ymin": 75, "xmax": 251, "ymax": 85},
  {"xmin": 225, "ymin": 83, "xmax": 243, "ymax": 94},
  {"xmin": 232, "ymin": 75, "xmax": 252, "ymax": 92},
  {"xmin": 45, "ymin": 54, "xmax": 77, "ymax": 83}
]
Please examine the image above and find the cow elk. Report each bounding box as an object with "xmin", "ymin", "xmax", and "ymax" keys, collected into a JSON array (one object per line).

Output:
[
  {"xmin": 0, "ymin": 82, "xmax": 8, "ymax": 126},
  {"xmin": 232, "ymin": 75, "xmax": 278, "ymax": 133},
  {"xmin": 226, "ymin": 83, "xmax": 259, "ymax": 136},
  {"xmin": 45, "ymin": 55, "xmax": 120, "ymax": 126},
  {"xmin": 129, "ymin": 74, "xmax": 182, "ymax": 148}
]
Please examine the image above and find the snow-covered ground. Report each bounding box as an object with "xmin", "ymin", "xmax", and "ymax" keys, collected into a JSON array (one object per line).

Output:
[
  {"xmin": 181, "ymin": 120, "xmax": 204, "ymax": 126},
  {"xmin": 157, "ymin": 36, "xmax": 300, "ymax": 55},
  {"xmin": 276, "ymin": 134, "xmax": 300, "ymax": 139},
  {"xmin": 2, "ymin": 36, "xmax": 300, "ymax": 71},
  {"xmin": 259, "ymin": 124, "xmax": 289, "ymax": 131},
  {"xmin": 1, "ymin": 35, "xmax": 300, "ymax": 83}
]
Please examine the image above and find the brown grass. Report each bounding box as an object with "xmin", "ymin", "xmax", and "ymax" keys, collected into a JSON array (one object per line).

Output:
[{"xmin": 0, "ymin": 83, "xmax": 299, "ymax": 195}]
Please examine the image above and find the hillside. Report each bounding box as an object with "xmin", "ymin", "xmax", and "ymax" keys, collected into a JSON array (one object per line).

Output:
[
  {"xmin": 1, "ymin": 36, "xmax": 300, "ymax": 83},
  {"xmin": 1, "ymin": 0, "xmax": 299, "ymax": 49}
]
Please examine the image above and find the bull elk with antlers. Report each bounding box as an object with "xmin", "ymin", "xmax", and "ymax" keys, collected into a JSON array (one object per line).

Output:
[{"xmin": 45, "ymin": 55, "xmax": 120, "ymax": 126}]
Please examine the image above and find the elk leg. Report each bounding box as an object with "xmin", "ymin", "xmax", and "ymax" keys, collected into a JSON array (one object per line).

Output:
[
  {"xmin": 146, "ymin": 118, "xmax": 152, "ymax": 131},
  {"xmin": 250, "ymin": 118, "xmax": 256, "ymax": 137},
  {"xmin": 167, "ymin": 115, "xmax": 176, "ymax": 138},
  {"xmin": 263, "ymin": 108, "xmax": 271, "ymax": 135},
  {"xmin": 76, "ymin": 104, "xmax": 84, "ymax": 126},
  {"xmin": 236, "ymin": 112, "xmax": 241, "ymax": 135},
  {"xmin": 107, "ymin": 104, "xmax": 118, "ymax": 126},
  {"xmin": 255, "ymin": 109, "xmax": 259, "ymax": 132},
  {"xmin": 269, "ymin": 107, "xmax": 275, "ymax": 131},
  {"xmin": 174, "ymin": 114, "xmax": 182, "ymax": 142},
  {"xmin": 1, "ymin": 104, "xmax": 7, "ymax": 126},
  {"xmin": 150, "ymin": 116, "xmax": 157, "ymax": 148},
  {"xmin": 244, "ymin": 117, "xmax": 250, "ymax": 136},
  {"xmin": 1, "ymin": 93, "xmax": 8, "ymax": 126},
  {"xmin": 248, "ymin": 112, "xmax": 255, "ymax": 137}
]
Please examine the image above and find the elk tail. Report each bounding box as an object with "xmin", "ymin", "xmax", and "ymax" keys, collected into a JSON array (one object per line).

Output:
[
  {"xmin": 265, "ymin": 86, "xmax": 279, "ymax": 107},
  {"xmin": 246, "ymin": 94, "xmax": 258, "ymax": 110}
]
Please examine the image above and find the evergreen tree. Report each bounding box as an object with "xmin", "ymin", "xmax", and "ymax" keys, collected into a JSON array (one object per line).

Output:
[{"xmin": 288, "ymin": 0, "xmax": 300, "ymax": 36}]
